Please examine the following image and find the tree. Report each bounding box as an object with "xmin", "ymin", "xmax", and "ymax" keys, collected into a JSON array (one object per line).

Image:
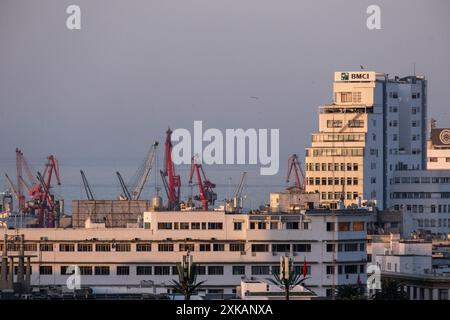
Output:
[
  {"xmin": 266, "ymin": 256, "xmax": 310, "ymax": 300},
  {"xmin": 170, "ymin": 253, "xmax": 206, "ymax": 300},
  {"xmin": 370, "ymin": 279, "xmax": 408, "ymax": 300},
  {"xmin": 335, "ymin": 284, "xmax": 365, "ymax": 300}
]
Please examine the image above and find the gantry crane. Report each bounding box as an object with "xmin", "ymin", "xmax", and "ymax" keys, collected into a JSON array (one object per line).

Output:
[
  {"xmin": 80, "ymin": 170, "xmax": 95, "ymax": 201},
  {"xmin": 160, "ymin": 128, "xmax": 181, "ymax": 210},
  {"xmin": 286, "ymin": 154, "xmax": 305, "ymax": 192},
  {"xmin": 130, "ymin": 141, "xmax": 158, "ymax": 200},
  {"xmin": 188, "ymin": 156, "xmax": 217, "ymax": 210}
]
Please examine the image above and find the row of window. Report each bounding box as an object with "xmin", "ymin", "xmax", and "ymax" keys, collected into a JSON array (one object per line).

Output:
[
  {"xmin": 326, "ymin": 221, "xmax": 365, "ymax": 232},
  {"xmin": 417, "ymin": 218, "xmax": 450, "ymax": 228},
  {"xmin": 21, "ymin": 264, "xmax": 366, "ymax": 277},
  {"xmin": 312, "ymin": 134, "xmax": 365, "ymax": 143},
  {"xmin": 308, "ymin": 177, "xmax": 359, "ymax": 186},
  {"xmin": 429, "ymin": 157, "xmax": 450, "ymax": 163},
  {"xmin": 158, "ymin": 222, "xmax": 223, "ymax": 230},
  {"xmin": 320, "ymin": 191, "xmax": 359, "ymax": 201},
  {"xmin": 306, "ymin": 163, "xmax": 359, "ymax": 172},
  {"xmin": 248, "ymin": 221, "xmax": 309, "ymax": 231},
  {"xmin": 391, "ymin": 192, "xmax": 450, "ymax": 200},
  {"xmin": 326, "ymin": 119, "xmax": 364, "ymax": 128},
  {"xmin": 388, "ymin": 91, "xmax": 421, "ymax": 100},
  {"xmin": 392, "ymin": 204, "xmax": 450, "ymax": 214},
  {"xmin": 392, "ymin": 176, "xmax": 450, "ymax": 184},
  {"xmin": 306, "ymin": 148, "xmax": 364, "ymax": 157}
]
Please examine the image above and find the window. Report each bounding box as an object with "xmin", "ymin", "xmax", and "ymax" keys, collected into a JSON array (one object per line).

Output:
[
  {"xmin": 94, "ymin": 266, "xmax": 110, "ymax": 275},
  {"xmin": 208, "ymin": 222, "xmax": 223, "ymax": 230},
  {"xmin": 154, "ymin": 266, "xmax": 170, "ymax": 275},
  {"xmin": 213, "ymin": 243, "xmax": 225, "ymax": 251},
  {"xmin": 230, "ymin": 243, "xmax": 245, "ymax": 252},
  {"xmin": 39, "ymin": 266, "xmax": 52, "ymax": 275},
  {"xmin": 95, "ymin": 244, "xmax": 111, "ymax": 252},
  {"xmin": 326, "ymin": 244, "xmax": 335, "ymax": 252},
  {"xmin": 117, "ymin": 266, "xmax": 130, "ymax": 275},
  {"xmin": 172, "ymin": 266, "xmax": 179, "ymax": 275},
  {"xmin": 136, "ymin": 243, "xmax": 152, "ymax": 252},
  {"xmin": 23, "ymin": 243, "xmax": 37, "ymax": 251},
  {"xmin": 257, "ymin": 222, "xmax": 267, "ymax": 230},
  {"xmin": 270, "ymin": 222, "xmax": 278, "ymax": 230},
  {"xmin": 326, "ymin": 265, "xmax": 335, "ymax": 275},
  {"xmin": 232, "ymin": 266, "xmax": 245, "ymax": 275},
  {"xmin": 179, "ymin": 222, "xmax": 189, "ymax": 230},
  {"xmin": 251, "ymin": 266, "xmax": 270, "ymax": 275},
  {"xmin": 272, "ymin": 244, "xmax": 290, "ymax": 252},
  {"xmin": 353, "ymin": 221, "xmax": 364, "ymax": 231},
  {"xmin": 327, "ymin": 120, "xmax": 343, "ymax": 128},
  {"xmin": 208, "ymin": 266, "xmax": 224, "ymax": 275},
  {"xmin": 286, "ymin": 222, "xmax": 299, "ymax": 230},
  {"xmin": 60, "ymin": 266, "xmax": 71, "ymax": 275},
  {"xmin": 179, "ymin": 243, "xmax": 195, "ymax": 252},
  {"xmin": 293, "ymin": 244, "xmax": 311, "ymax": 252},
  {"xmin": 348, "ymin": 120, "xmax": 364, "ymax": 128},
  {"xmin": 344, "ymin": 243, "xmax": 359, "ymax": 252},
  {"xmin": 251, "ymin": 244, "xmax": 269, "ymax": 252},
  {"xmin": 136, "ymin": 266, "xmax": 152, "ymax": 275},
  {"xmin": 249, "ymin": 222, "xmax": 256, "ymax": 230},
  {"xmin": 429, "ymin": 157, "xmax": 438, "ymax": 162},
  {"xmin": 326, "ymin": 222, "xmax": 335, "ymax": 231},
  {"xmin": 79, "ymin": 266, "xmax": 92, "ymax": 275},
  {"xmin": 338, "ymin": 222, "xmax": 351, "ymax": 232},
  {"xmin": 233, "ymin": 222, "xmax": 242, "ymax": 230},
  {"xmin": 59, "ymin": 243, "xmax": 75, "ymax": 252},
  {"xmin": 158, "ymin": 243, "xmax": 174, "ymax": 252},
  {"xmin": 199, "ymin": 244, "xmax": 211, "ymax": 251},
  {"xmin": 115, "ymin": 243, "xmax": 131, "ymax": 252},
  {"xmin": 344, "ymin": 265, "xmax": 358, "ymax": 274},
  {"xmin": 39, "ymin": 243, "xmax": 53, "ymax": 252},
  {"xmin": 77, "ymin": 243, "xmax": 93, "ymax": 252},
  {"xmin": 196, "ymin": 266, "xmax": 206, "ymax": 275},
  {"xmin": 158, "ymin": 222, "xmax": 172, "ymax": 230},
  {"xmin": 191, "ymin": 222, "xmax": 201, "ymax": 230},
  {"xmin": 341, "ymin": 92, "xmax": 352, "ymax": 103}
]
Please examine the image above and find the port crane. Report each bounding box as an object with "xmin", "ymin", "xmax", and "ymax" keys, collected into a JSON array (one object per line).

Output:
[
  {"xmin": 286, "ymin": 154, "xmax": 305, "ymax": 192},
  {"xmin": 80, "ymin": 170, "xmax": 95, "ymax": 201},
  {"xmin": 130, "ymin": 141, "xmax": 158, "ymax": 200},
  {"xmin": 188, "ymin": 156, "xmax": 217, "ymax": 211},
  {"xmin": 228, "ymin": 171, "xmax": 247, "ymax": 213},
  {"xmin": 116, "ymin": 171, "xmax": 132, "ymax": 200},
  {"xmin": 160, "ymin": 128, "xmax": 181, "ymax": 210}
]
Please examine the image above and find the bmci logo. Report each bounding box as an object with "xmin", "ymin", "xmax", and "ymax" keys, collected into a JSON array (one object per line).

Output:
[{"xmin": 341, "ymin": 72, "xmax": 349, "ymax": 81}]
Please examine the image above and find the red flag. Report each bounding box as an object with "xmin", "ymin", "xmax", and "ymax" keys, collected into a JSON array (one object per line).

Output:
[{"xmin": 303, "ymin": 256, "xmax": 307, "ymax": 278}]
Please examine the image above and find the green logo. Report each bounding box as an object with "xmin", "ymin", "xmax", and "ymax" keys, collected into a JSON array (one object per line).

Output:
[{"xmin": 341, "ymin": 72, "xmax": 349, "ymax": 81}]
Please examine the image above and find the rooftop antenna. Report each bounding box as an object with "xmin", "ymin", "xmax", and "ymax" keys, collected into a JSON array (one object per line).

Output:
[{"xmin": 413, "ymin": 62, "xmax": 416, "ymax": 76}]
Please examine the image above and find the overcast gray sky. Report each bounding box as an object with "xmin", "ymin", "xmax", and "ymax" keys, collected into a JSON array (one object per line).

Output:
[{"xmin": 1, "ymin": 0, "xmax": 449, "ymax": 169}]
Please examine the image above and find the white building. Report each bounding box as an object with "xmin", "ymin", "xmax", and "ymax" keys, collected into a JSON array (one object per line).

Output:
[
  {"xmin": 371, "ymin": 236, "xmax": 450, "ymax": 300},
  {"xmin": 0, "ymin": 209, "xmax": 371, "ymax": 298},
  {"xmin": 305, "ymin": 71, "xmax": 427, "ymax": 210}
]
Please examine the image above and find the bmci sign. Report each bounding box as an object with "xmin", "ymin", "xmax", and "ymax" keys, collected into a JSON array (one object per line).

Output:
[{"xmin": 335, "ymin": 71, "xmax": 376, "ymax": 82}]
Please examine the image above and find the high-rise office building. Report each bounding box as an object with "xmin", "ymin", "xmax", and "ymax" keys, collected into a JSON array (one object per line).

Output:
[{"xmin": 305, "ymin": 71, "xmax": 427, "ymax": 210}]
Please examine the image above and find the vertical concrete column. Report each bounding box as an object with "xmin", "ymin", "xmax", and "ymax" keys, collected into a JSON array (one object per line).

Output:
[
  {"xmin": 432, "ymin": 288, "xmax": 439, "ymax": 300},
  {"xmin": 25, "ymin": 256, "xmax": 31, "ymax": 291},
  {"xmin": 18, "ymin": 235, "xmax": 25, "ymax": 286},
  {"xmin": 1, "ymin": 234, "xmax": 8, "ymax": 289},
  {"xmin": 8, "ymin": 257, "xmax": 14, "ymax": 289}
]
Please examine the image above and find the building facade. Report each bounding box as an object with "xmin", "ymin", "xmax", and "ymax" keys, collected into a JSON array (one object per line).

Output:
[
  {"xmin": 305, "ymin": 71, "xmax": 427, "ymax": 210},
  {"xmin": 0, "ymin": 209, "xmax": 371, "ymax": 298}
]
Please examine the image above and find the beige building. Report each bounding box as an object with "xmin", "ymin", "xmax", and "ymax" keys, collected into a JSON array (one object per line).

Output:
[
  {"xmin": 305, "ymin": 71, "xmax": 427, "ymax": 210},
  {"xmin": 427, "ymin": 124, "xmax": 450, "ymax": 170}
]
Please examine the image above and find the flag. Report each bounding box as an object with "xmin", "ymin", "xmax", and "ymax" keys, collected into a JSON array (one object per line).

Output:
[{"xmin": 303, "ymin": 256, "xmax": 307, "ymax": 278}]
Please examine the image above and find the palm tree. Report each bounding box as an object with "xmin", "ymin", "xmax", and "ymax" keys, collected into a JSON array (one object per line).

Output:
[
  {"xmin": 170, "ymin": 261, "xmax": 206, "ymax": 300},
  {"xmin": 335, "ymin": 284, "xmax": 365, "ymax": 300},
  {"xmin": 267, "ymin": 269, "xmax": 308, "ymax": 300},
  {"xmin": 371, "ymin": 279, "xmax": 408, "ymax": 300}
]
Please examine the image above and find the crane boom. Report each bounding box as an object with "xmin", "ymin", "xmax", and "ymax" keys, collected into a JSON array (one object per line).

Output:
[
  {"xmin": 161, "ymin": 128, "xmax": 181, "ymax": 210},
  {"xmin": 116, "ymin": 171, "xmax": 131, "ymax": 200},
  {"xmin": 80, "ymin": 170, "xmax": 95, "ymax": 201},
  {"xmin": 286, "ymin": 154, "xmax": 305, "ymax": 191},
  {"xmin": 4, "ymin": 173, "xmax": 19, "ymax": 200},
  {"xmin": 189, "ymin": 156, "xmax": 217, "ymax": 210},
  {"xmin": 131, "ymin": 141, "xmax": 158, "ymax": 200}
]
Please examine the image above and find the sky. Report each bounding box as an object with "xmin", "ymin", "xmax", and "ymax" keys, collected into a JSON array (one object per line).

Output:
[{"xmin": 0, "ymin": 0, "xmax": 449, "ymax": 205}]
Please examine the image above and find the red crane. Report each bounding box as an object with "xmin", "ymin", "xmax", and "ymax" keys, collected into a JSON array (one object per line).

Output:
[
  {"xmin": 189, "ymin": 156, "xmax": 217, "ymax": 211},
  {"xmin": 160, "ymin": 128, "xmax": 181, "ymax": 210},
  {"xmin": 15, "ymin": 148, "xmax": 41, "ymax": 213},
  {"xmin": 36, "ymin": 155, "xmax": 61, "ymax": 227},
  {"xmin": 286, "ymin": 154, "xmax": 305, "ymax": 192}
]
